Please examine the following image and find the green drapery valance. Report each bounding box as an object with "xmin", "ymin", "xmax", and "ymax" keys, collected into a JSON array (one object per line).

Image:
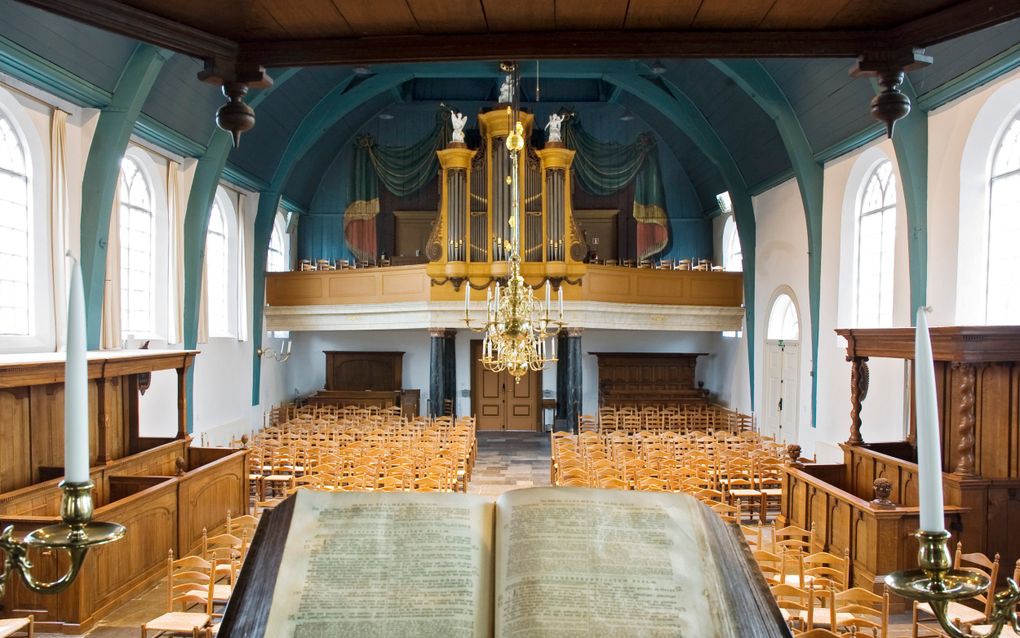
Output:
[{"xmin": 563, "ymin": 118, "xmax": 669, "ymax": 260}]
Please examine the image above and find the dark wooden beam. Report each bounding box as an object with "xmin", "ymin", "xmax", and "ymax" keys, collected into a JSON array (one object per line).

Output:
[
  {"xmin": 236, "ymin": 30, "xmax": 881, "ymax": 67},
  {"xmin": 15, "ymin": 0, "xmax": 237, "ymax": 61},
  {"xmin": 890, "ymin": 0, "xmax": 1020, "ymax": 47}
]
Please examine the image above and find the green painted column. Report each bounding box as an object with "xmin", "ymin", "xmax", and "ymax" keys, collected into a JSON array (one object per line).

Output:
[
  {"xmin": 605, "ymin": 72, "xmax": 757, "ymax": 405},
  {"xmin": 889, "ymin": 80, "xmax": 929, "ymax": 319},
  {"xmin": 80, "ymin": 44, "xmax": 169, "ymax": 348},
  {"xmin": 250, "ymin": 190, "xmax": 281, "ymax": 405},
  {"xmin": 710, "ymin": 60, "xmax": 824, "ymax": 426},
  {"xmin": 180, "ymin": 70, "xmax": 299, "ymax": 431}
]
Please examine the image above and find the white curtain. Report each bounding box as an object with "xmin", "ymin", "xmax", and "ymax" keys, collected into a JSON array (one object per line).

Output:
[
  {"xmin": 236, "ymin": 192, "xmax": 248, "ymax": 342},
  {"xmin": 198, "ymin": 256, "xmax": 209, "ymax": 344},
  {"xmin": 167, "ymin": 160, "xmax": 184, "ymax": 344},
  {"xmin": 101, "ymin": 184, "xmax": 121, "ymax": 349},
  {"xmin": 49, "ymin": 109, "xmax": 69, "ymax": 351}
]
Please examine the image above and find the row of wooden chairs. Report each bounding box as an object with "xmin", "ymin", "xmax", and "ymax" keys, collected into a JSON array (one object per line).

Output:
[
  {"xmin": 591, "ymin": 257, "xmax": 722, "ymax": 271},
  {"xmin": 551, "ymin": 429, "xmax": 786, "ymax": 523},
  {"xmin": 596, "ymin": 404, "xmax": 754, "ymax": 433},
  {"xmin": 141, "ymin": 512, "xmax": 258, "ymax": 638},
  {"xmin": 298, "ymin": 257, "xmax": 390, "ymax": 271}
]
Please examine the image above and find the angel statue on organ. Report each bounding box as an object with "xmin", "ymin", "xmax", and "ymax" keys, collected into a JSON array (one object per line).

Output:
[
  {"xmin": 499, "ymin": 74, "xmax": 513, "ymax": 103},
  {"xmin": 451, "ymin": 111, "xmax": 468, "ymax": 144},
  {"xmin": 545, "ymin": 113, "xmax": 565, "ymax": 143}
]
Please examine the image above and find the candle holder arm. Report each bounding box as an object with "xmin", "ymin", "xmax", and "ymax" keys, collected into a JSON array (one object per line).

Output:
[{"xmin": 924, "ymin": 580, "xmax": 1020, "ymax": 638}]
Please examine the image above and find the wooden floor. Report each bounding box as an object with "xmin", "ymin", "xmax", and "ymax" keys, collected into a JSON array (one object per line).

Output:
[{"xmin": 29, "ymin": 431, "xmax": 920, "ymax": 637}]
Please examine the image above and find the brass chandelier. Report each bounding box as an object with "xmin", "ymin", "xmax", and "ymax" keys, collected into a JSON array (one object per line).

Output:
[{"xmin": 463, "ymin": 62, "xmax": 564, "ymax": 382}]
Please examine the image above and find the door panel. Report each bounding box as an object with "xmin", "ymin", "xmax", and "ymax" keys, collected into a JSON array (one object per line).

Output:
[
  {"xmin": 781, "ymin": 343, "xmax": 800, "ymax": 444},
  {"xmin": 471, "ymin": 340, "xmax": 541, "ymax": 431}
]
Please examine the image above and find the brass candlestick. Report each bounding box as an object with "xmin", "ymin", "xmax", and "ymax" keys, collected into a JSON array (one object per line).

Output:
[
  {"xmin": 0, "ymin": 481, "xmax": 126, "ymax": 597},
  {"xmin": 885, "ymin": 530, "xmax": 1020, "ymax": 638}
]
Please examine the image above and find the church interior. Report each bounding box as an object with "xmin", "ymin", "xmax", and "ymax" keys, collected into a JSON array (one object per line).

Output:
[{"xmin": 1, "ymin": 1, "xmax": 1020, "ymax": 636}]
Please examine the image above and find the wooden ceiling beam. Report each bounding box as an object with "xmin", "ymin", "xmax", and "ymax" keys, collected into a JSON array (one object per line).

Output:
[
  {"xmin": 16, "ymin": 0, "xmax": 237, "ymax": 61},
  {"xmin": 889, "ymin": 0, "xmax": 1020, "ymax": 47},
  {"xmin": 236, "ymin": 30, "xmax": 882, "ymax": 67}
]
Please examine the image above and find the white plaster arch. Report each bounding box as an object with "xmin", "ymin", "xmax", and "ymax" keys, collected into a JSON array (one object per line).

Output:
[
  {"xmin": 956, "ymin": 76, "xmax": 1020, "ymax": 325},
  {"xmin": 0, "ymin": 84, "xmax": 53, "ymax": 352}
]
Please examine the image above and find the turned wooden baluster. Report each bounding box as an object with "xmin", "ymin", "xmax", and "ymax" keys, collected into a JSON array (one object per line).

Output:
[
  {"xmin": 847, "ymin": 356, "xmax": 869, "ymax": 445},
  {"xmin": 954, "ymin": 362, "xmax": 977, "ymax": 476}
]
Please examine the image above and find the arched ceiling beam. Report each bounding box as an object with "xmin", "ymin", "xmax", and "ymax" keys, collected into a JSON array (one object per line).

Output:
[
  {"xmin": 888, "ymin": 78, "xmax": 928, "ymax": 320},
  {"xmin": 80, "ymin": 43, "xmax": 169, "ymax": 349},
  {"xmin": 179, "ymin": 66, "xmax": 299, "ymax": 430},
  {"xmin": 249, "ymin": 72, "xmax": 413, "ymax": 403},
  {"xmin": 247, "ymin": 63, "xmax": 760, "ymax": 403},
  {"xmin": 603, "ymin": 72, "xmax": 757, "ymax": 403},
  {"xmin": 709, "ymin": 59, "xmax": 824, "ymax": 426}
]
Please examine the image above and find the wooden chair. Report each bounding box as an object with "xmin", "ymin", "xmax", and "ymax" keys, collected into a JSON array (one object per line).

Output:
[
  {"xmin": 793, "ymin": 630, "xmax": 841, "ymax": 638},
  {"xmin": 140, "ymin": 550, "xmax": 213, "ymax": 638},
  {"xmin": 771, "ymin": 583, "xmax": 813, "ymax": 633},
  {"xmin": 831, "ymin": 585, "xmax": 889, "ymax": 638},
  {"xmin": 0, "ymin": 616, "xmax": 33, "ymax": 638},
  {"xmin": 913, "ymin": 544, "xmax": 999, "ymax": 638},
  {"xmin": 226, "ymin": 512, "xmax": 258, "ymax": 538},
  {"xmin": 971, "ymin": 559, "xmax": 1020, "ymax": 637}
]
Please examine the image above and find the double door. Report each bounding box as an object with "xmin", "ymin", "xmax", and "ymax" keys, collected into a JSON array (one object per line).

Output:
[
  {"xmin": 471, "ymin": 340, "xmax": 541, "ymax": 431},
  {"xmin": 763, "ymin": 340, "xmax": 800, "ymax": 443}
]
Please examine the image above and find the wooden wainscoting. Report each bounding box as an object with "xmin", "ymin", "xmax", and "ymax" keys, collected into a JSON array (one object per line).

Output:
[
  {"xmin": 265, "ymin": 265, "xmax": 431, "ymax": 306},
  {"xmin": 581, "ymin": 265, "xmax": 744, "ymax": 307}
]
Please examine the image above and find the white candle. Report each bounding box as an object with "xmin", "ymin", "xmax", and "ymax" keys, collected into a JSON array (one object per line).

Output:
[
  {"xmin": 558, "ymin": 285, "xmax": 564, "ymax": 319},
  {"xmin": 545, "ymin": 280, "xmax": 551, "ymax": 308},
  {"xmin": 64, "ymin": 258, "xmax": 90, "ymax": 484},
  {"xmin": 464, "ymin": 281, "xmax": 470, "ymax": 316},
  {"xmin": 552, "ymin": 334, "xmax": 557, "ymax": 358},
  {"xmin": 915, "ymin": 307, "xmax": 945, "ymax": 532}
]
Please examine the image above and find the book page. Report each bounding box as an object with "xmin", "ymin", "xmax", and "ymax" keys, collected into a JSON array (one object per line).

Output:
[
  {"xmin": 494, "ymin": 487, "xmax": 737, "ymax": 638},
  {"xmin": 263, "ymin": 491, "xmax": 495, "ymax": 638}
]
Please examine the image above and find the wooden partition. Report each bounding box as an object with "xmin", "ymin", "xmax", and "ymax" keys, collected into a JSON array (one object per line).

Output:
[
  {"xmin": 0, "ymin": 441, "xmax": 247, "ymax": 633},
  {"xmin": 592, "ymin": 352, "xmax": 710, "ymax": 408},
  {"xmin": 0, "ymin": 350, "xmax": 196, "ymax": 493},
  {"xmin": 781, "ymin": 326, "xmax": 1020, "ymax": 608}
]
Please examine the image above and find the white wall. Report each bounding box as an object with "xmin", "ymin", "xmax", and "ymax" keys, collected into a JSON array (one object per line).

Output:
[{"xmin": 752, "ymin": 68, "xmax": 1020, "ymax": 462}]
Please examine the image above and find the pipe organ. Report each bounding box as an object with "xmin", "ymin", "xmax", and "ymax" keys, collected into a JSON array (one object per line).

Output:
[{"xmin": 426, "ymin": 109, "xmax": 587, "ymax": 286}]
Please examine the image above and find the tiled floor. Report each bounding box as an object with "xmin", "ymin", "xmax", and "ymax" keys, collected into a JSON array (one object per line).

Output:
[{"xmin": 30, "ymin": 430, "xmax": 922, "ymax": 636}]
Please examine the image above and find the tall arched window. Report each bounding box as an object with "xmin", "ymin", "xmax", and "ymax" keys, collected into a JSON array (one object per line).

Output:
[
  {"xmin": 985, "ymin": 114, "xmax": 1020, "ymax": 324},
  {"xmin": 0, "ymin": 114, "xmax": 31, "ymax": 336},
  {"xmin": 267, "ymin": 214, "xmax": 287, "ymax": 272},
  {"xmin": 119, "ymin": 156, "xmax": 155, "ymax": 337},
  {"xmin": 206, "ymin": 196, "xmax": 229, "ymax": 337},
  {"xmin": 722, "ymin": 215, "xmax": 742, "ymax": 272},
  {"xmin": 767, "ymin": 293, "xmax": 800, "ymax": 341},
  {"xmin": 854, "ymin": 160, "xmax": 896, "ymax": 327}
]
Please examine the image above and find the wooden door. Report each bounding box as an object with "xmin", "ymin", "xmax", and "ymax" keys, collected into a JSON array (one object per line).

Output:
[
  {"xmin": 471, "ymin": 340, "xmax": 541, "ymax": 431},
  {"xmin": 763, "ymin": 340, "xmax": 799, "ymax": 444}
]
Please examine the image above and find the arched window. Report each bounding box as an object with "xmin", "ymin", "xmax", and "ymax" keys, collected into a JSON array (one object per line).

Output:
[
  {"xmin": 206, "ymin": 195, "xmax": 230, "ymax": 337},
  {"xmin": 985, "ymin": 113, "xmax": 1020, "ymax": 324},
  {"xmin": 722, "ymin": 215, "xmax": 742, "ymax": 272},
  {"xmin": 854, "ymin": 160, "xmax": 896, "ymax": 327},
  {"xmin": 0, "ymin": 113, "xmax": 31, "ymax": 336},
  {"xmin": 119, "ymin": 156, "xmax": 156, "ymax": 337},
  {"xmin": 267, "ymin": 213, "xmax": 287, "ymax": 272},
  {"xmin": 767, "ymin": 292, "xmax": 800, "ymax": 341}
]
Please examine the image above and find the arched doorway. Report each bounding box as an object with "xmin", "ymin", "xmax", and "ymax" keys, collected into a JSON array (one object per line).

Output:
[{"xmin": 763, "ymin": 290, "xmax": 800, "ymax": 443}]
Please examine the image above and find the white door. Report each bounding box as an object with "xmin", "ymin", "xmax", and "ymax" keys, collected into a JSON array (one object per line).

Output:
[{"xmin": 763, "ymin": 340, "xmax": 800, "ymax": 444}]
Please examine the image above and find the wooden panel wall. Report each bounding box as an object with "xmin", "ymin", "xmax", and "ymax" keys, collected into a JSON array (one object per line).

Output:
[
  {"xmin": 593, "ymin": 352, "xmax": 710, "ymax": 407},
  {"xmin": 324, "ymin": 351, "xmax": 403, "ymax": 391}
]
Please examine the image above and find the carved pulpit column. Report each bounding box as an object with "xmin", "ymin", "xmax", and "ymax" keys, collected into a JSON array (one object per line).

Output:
[
  {"xmin": 429, "ymin": 328, "xmax": 457, "ymax": 417},
  {"xmin": 847, "ymin": 355, "xmax": 869, "ymax": 445},
  {"xmin": 556, "ymin": 327, "xmax": 583, "ymax": 432},
  {"xmin": 953, "ymin": 362, "xmax": 978, "ymax": 476}
]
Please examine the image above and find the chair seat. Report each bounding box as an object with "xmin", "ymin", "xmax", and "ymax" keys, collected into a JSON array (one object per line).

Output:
[
  {"xmin": 0, "ymin": 617, "xmax": 31, "ymax": 638},
  {"xmin": 263, "ymin": 474, "xmax": 292, "ymax": 482},
  {"xmin": 917, "ymin": 601, "xmax": 987, "ymax": 624},
  {"xmin": 761, "ymin": 488, "xmax": 783, "ymax": 496},
  {"xmin": 143, "ymin": 611, "xmax": 211, "ymax": 632},
  {"xmin": 793, "ymin": 609, "xmax": 855, "ymax": 627},
  {"xmin": 971, "ymin": 625, "xmax": 1018, "ymax": 637},
  {"xmin": 730, "ymin": 489, "xmax": 762, "ymax": 498}
]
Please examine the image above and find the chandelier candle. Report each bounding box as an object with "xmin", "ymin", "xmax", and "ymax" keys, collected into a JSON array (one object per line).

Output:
[
  {"xmin": 64, "ymin": 257, "xmax": 90, "ymax": 484},
  {"xmin": 914, "ymin": 307, "xmax": 945, "ymax": 533}
]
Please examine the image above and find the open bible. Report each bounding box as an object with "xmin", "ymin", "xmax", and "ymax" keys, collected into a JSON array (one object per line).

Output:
[{"xmin": 219, "ymin": 487, "xmax": 790, "ymax": 637}]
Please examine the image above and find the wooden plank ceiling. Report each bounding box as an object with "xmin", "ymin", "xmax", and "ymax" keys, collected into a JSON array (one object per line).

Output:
[{"xmin": 117, "ymin": 0, "xmax": 964, "ymax": 40}]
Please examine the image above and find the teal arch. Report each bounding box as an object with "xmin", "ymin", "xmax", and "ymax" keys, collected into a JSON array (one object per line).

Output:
[
  {"xmin": 246, "ymin": 63, "xmax": 760, "ymax": 405},
  {"xmin": 888, "ymin": 79, "xmax": 929, "ymax": 320},
  {"xmin": 249, "ymin": 73, "xmax": 414, "ymax": 403},
  {"xmin": 181, "ymin": 68, "xmax": 299, "ymax": 431},
  {"xmin": 709, "ymin": 60, "xmax": 823, "ymax": 426},
  {"xmin": 80, "ymin": 44, "xmax": 169, "ymax": 348}
]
